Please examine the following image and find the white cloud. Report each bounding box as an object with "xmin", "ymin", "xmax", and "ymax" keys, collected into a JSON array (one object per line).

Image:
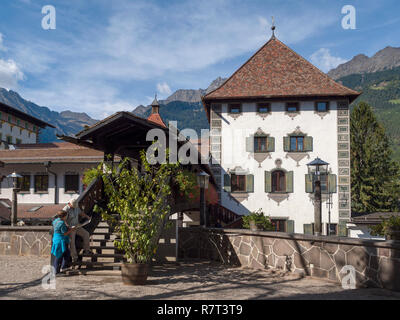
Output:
[
  {"xmin": 157, "ymin": 82, "xmax": 172, "ymax": 96},
  {"xmin": 6, "ymin": 0, "xmax": 339, "ymax": 118},
  {"xmin": 0, "ymin": 59, "xmax": 24, "ymax": 89},
  {"xmin": 310, "ymin": 48, "xmax": 348, "ymax": 73}
]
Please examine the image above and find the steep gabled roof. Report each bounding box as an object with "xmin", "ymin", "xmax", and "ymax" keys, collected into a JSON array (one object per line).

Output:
[{"xmin": 203, "ymin": 37, "xmax": 360, "ymax": 101}]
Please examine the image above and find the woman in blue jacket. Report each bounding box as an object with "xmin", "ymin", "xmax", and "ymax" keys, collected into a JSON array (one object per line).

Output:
[{"xmin": 51, "ymin": 210, "xmax": 75, "ymax": 274}]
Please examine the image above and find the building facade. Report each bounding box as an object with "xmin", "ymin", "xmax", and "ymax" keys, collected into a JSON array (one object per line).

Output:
[
  {"xmin": 202, "ymin": 36, "xmax": 360, "ymax": 235},
  {"xmin": 0, "ymin": 142, "xmax": 105, "ymax": 224},
  {"xmin": 0, "ymin": 101, "xmax": 54, "ymax": 148}
]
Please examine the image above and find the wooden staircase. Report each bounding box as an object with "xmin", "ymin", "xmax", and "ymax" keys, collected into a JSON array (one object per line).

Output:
[{"xmin": 71, "ymin": 220, "xmax": 126, "ymax": 273}]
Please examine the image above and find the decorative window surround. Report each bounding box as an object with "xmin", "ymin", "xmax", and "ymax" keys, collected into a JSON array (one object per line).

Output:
[
  {"xmin": 247, "ymin": 128, "xmax": 274, "ymax": 167},
  {"xmin": 256, "ymin": 103, "xmax": 272, "ymax": 120},
  {"xmin": 314, "ymin": 101, "xmax": 330, "ymax": 119},
  {"xmin": 228, "ymin": 103, "xmax": 243, "ymax": 120},
  {"xmin": 265, "ymin": 160, "xmax": 293, "ymax": 205},
  {"xmin": 285, "ymin": 102, "xmax": 300, "ymax": 119},
  {"xmin": 284, "ymin": 127, "xmax": 312, "ymax": 166}
]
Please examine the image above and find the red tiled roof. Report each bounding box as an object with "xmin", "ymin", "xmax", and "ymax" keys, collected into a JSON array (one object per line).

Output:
[
  {"xmin": 0, "ymin": 201, "xmax": 65, "ymax": 222},
  {"xmin": 204, "ymin": 37, "xmax": 360, "ymax": 101},
  {"xmin": 0, "ymin": 142, "xmax": 104, "ymax": 163},
  {"xmin": 147, "ymin": 113, "xmax": 166, "ymax": 128}
]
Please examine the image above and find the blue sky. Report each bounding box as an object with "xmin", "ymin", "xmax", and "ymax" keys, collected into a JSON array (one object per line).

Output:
[{"xmin": 0, "ymin": 0, "xmax": 399, "ymax": 119}]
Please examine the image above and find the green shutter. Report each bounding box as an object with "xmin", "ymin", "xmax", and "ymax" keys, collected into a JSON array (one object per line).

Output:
[
  {"xmin": 264, "ymin": 171, "xmax": 272, "ymax": 193},
  {"xmin": 305, "ymin": 174, "xmax": 313, "ymax": 193},
  {"xmin": 223, "ymin": 174, "xmax": 231, "ymax": 193},
  {"xmin": 283, "ymin": 137, "xmax": 290, "ymax": 152},
  {"xmin": 287, "ymin": 220, "xmax": 295, "ymax": 233},
  {"xmin": 338, "ymin": 223, "xmax": 347, "ymax": 237},
  {"xmin": 267, "ymin": 136, "xmax": 275, "ymax": 152},
  {"xmin": 328, "ymin": 174, "xmax": 337, "ymax": 193},
  {"xmin": 286, "ymin": 171, "xmax": 294, "ymax": 193},
  {"xmin": 246, "ymin": 135, "xmax": 254, "ymax": 152},
  {"xmin": 304, "ymin": 136, "xmax": 313, "ymax": 152},
  {"xmin": 246, "ymin": 175, "xmax": 254, "ymax": 193},
  {"xmin": 304, "ymin": 224, "xmax": 313, "ymax": 235}
]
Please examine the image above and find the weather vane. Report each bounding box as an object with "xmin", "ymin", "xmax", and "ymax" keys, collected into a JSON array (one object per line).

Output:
[{"xmin": 271, "ymin": 16, "xmax": 276, "ymax": 38}]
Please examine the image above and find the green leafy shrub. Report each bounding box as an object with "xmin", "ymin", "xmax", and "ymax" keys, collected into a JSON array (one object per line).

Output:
[
  {"xmin": 242, "ymin": 209, "xmax": 274, "ymax": 231},
  {"xmin": 87, "ymin": 149, "xmax": 196, "ymax": 264},
  {"xmin": 370, "ymin": 215, "xmax": 400, "ymax": 237}
]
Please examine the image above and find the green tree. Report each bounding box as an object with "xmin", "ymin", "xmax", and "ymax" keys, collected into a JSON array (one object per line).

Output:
[{"xmin": 351, "ymin": 101, "xmax": 400, "ymax": 213}]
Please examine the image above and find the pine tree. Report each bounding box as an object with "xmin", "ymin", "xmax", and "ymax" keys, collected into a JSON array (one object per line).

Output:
[{"xmin": 351, "ymin": 102, "xmax": 400, "ymax": 213}]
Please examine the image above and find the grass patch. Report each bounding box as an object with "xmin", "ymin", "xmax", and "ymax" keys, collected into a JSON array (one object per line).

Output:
[{"xmin": 389, "ymin": 99, "xmax": 400, "ymax": 104}]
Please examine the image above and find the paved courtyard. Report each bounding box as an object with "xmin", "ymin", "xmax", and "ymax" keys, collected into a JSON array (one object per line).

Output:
[{"xmin": 0, "ymin": 256, "xmax": 399, "ymax": 300}]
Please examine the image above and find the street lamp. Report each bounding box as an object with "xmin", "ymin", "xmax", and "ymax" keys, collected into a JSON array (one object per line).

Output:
[
  {"xmin": 7, "ymin": 172, "xmax": 22, "ymax": 226},
  {"xmin": 307, "ymin": 158, "xmax": 329, "ymax": 236},
  {"xmin": 197, "ymin": 171, "xmax": 210, "ymax": 227}
]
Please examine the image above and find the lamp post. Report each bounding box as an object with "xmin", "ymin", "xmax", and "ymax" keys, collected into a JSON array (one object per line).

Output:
[
  {"xmin": 197, "ymin": 171, "xmax": 209, "ymax": 227},
  {"xmin": 307, "ymin": 158, "xmax": 329, "ymax": 236},
  {"xmin": 7, "ymin": 172, "xmax": 22, "ymax": 226}
]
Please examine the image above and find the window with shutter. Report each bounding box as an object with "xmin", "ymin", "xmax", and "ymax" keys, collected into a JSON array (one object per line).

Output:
[
  {"xmin": 304, "ymin": 223, "xmax": 314, "ymax": 235},
  {"xmin": 285, "ymin": 171, "xmax": 294, "ymax": 193},
  {"xmin": 287, "ymin": 220, "xmax": 295, "ymax": 233},
  {"xmin": 271, "ymin": 170, "xmax": 286, "ymax": 193},
  {"xmin": 304, "ymin": 136, "xmax": 313, "ymax": 151},
  {"xmin": 283, "ymin": 137, "xmax": 290, "ymax": 152},
  {"xmin": 264, "ymin": 171, "xmax": 272, "ymax": 193},
  {"xmin": 231, "ymin": 174, "xmax": 246, "ymax": 192},
  {"xmin": 267, "ymin": 137, "xmax": 275, "ymax": 152},
  {"xmin": 246, "ymin": 135, "xmax": 254, "ymax": 152},
  {"xmin": 328, "ymin": 174, "xmax": 337, "ymax": 194},
  {"xmin": 254, "ymin": 136, "xmax": 267, "ymax": 153},
  {"xmin": 305, "ymin": 174, "xmax": 313, "ymax": 193},
  {"xmin": 246, "ymin": 175, "xmax": 254, "ymax": 193}
]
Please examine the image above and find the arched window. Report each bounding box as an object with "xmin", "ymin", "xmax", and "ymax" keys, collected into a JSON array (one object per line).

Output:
[{"xmin": 272, "ymin": 170, "xmax": 286, "ymax": 193}]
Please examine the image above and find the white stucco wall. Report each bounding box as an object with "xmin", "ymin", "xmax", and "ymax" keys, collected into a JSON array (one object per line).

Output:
[
  {"xmin": 0, "ymin": 163, "xmax": 98, "ymax": 204},
  {"xmin": 217, "ymin": 101, "xmax": 340, "ymax": 234},
  {"xmin": 0, "ymin": 121, "xmax": 37, "ymax": 145}
]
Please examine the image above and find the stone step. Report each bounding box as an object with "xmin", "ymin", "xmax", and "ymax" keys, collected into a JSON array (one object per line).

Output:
[
  {"xmin": 90, "ymin": 240, "xmax": 117, "ymax": 247},
  {"xmin": 90, "ymin": 245, "xmax": 121, "ymax": 251},
  {"xmin": 69, "ymin": 261, "xmax": 122, "ymax": 271},
  {"xmin": 93, "ymin": 227, "xmax": 111, "ymax": 233},
  {"xmin": 97, "ymin": 221, "xmax": 110, "ymax": 228},
  {"xmin": 66, "ymin": 269, "xmax": 122, "ymax": 277},
  {"xmin": 82, "ymin": 253, "xmax": 125, "ymax": 259}
]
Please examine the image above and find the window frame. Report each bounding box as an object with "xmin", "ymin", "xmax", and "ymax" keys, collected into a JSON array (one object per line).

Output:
[
  {"xmin": 254, "ymin": 136, "xmax": 268, "ymax": 153},
  {"xmin": 286, "ymin": 102, "xmax": 300, "ymax": 113},
  {"xmin": 34, "ymin": 174, "xmax": 49, "ymax": 193},
  {"xmin": 271, "ymin": 219, "xmax": 287, "ymax": 232},
  {"xmin": 228, "ymin": 103, "xmax": 242, "ymax": 114},
  {"xmin": 230, "ymin": 174, "xmax": 247, "ymax": 193},
  {"xmin": 315, "ymin": 101, "xmax": 330, "ymax": 113},
  {"xmin": 257, "ymin": 103, "xmax": 271, "ymax": 114},
  {"xmin": 290, "ymin": 136, "xmax": 305, "ymax": 152},
  {"xmin": 64, "ymin": 174, "xmax": 80, "ymax": 193},
  {"xmin": 326, "ymin": 223, "xmax": 338, "ymax": 236},
  {"xmin": 271, "ymin": 170, "xmax": 286, "ymax": 193},
  {"xmin": 17, "ymin": 175, "xmax": 31, "ymax": 193}
]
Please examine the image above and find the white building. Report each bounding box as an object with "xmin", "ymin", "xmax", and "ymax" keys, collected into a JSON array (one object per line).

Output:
[
  {"xmin": 202, "ymin": 35, "xmax": 360, "ymax": 235},
  {"xmin": 0, "ymin": 142, "xmax": 105, "ymax": 224},
  {"xmin": 0, "ymin": 101, "xmax": 54, "ymax": 148}
]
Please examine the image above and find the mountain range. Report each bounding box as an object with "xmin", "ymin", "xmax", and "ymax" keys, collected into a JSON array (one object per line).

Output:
[
  {"xmin": 328, "ymin": 46, "xmax": 400, "ymax": 80},
  {"xmin": 0, "ymin": 46, "xmax": 399, "ymax": 160}
]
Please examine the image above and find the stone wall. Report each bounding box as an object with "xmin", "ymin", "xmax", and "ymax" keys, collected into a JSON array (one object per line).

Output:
[
  {"xmin": 0, "ymin": 226, "xmax": 52, "ymax": 256},
  {"xmin": 178, "ymin": 228, "xmax": 400, "ymax": 291}
]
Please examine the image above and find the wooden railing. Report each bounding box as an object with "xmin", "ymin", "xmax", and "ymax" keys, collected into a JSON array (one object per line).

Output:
[
  {"xmin": 76, "ymin": 177, "xmax": 105, "ymax": 242},
  {"xmin": 208, "ymin": 203, "xmax": 242, "ymax": 228}
]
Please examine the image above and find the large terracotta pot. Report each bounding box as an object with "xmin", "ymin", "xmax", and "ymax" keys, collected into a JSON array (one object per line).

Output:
[
  {"xmin": 249, "ymin": 220, "xmax": 262, "ymax": 231},
  {"xmin": 121, "ymin": 263, "xmax": 150, "ymax": 285}
]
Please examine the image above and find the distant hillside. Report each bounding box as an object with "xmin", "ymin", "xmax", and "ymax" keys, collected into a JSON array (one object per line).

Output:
[
  {"xmin": 132, "ymin": 77, "xmax": 226, "ymax": 134},
  {"xmin": 328, "ymin": 46, "xmax": 400, "ymax": 80},
  {"xmin": 0, "ymin": 88, "xmax": 98, "ymax": 142},
  {"xmin": 337, "ymin": 66, "xmax": 400, "ymax": 160}
]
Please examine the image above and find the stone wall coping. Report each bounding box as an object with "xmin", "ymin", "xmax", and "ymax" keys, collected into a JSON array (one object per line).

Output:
[
  {"xmin": 0, "ymin": 226, "xmax": 51, "ymax": 232},
  {"xmin": 180, "ymin": 227, "xmax": 400, "ymax": 250}
]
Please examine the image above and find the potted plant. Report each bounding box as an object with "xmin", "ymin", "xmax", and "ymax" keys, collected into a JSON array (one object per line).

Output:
[
  {"xmin": 242, "ymin": 209, "xmax": 274, "ymax": 231},
  {"xmin": 87, "ymin": 150, "xmax": 195, "ymax": 285},
  {"xmin": 370, "ymin": 215, "xmax": 400, "ymax": 241}
]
